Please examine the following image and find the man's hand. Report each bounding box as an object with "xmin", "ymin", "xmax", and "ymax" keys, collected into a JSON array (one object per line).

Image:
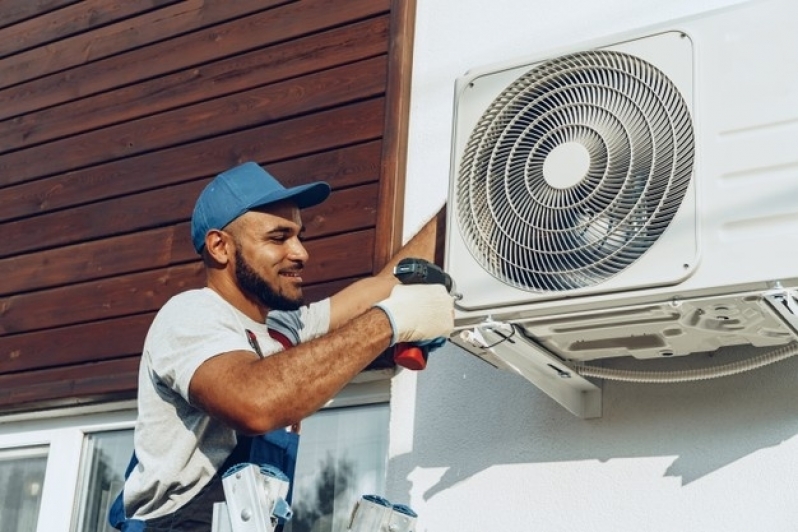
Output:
[{"xmin": 374, "ymin": 284, "xmax": 454, "ymax": 345}]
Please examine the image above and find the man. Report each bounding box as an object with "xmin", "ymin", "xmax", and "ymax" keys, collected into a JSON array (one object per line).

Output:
[{"xmin": 115, "ymin": 161, "xmax": 454, "ymax": 530}]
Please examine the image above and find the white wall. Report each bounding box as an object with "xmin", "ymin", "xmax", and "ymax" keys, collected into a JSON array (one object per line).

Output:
[{"xmin": 389, "ymin": 0, "xmax": 798, "ymax": 530}]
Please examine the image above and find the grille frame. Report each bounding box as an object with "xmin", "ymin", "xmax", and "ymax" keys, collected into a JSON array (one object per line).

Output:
[{"xmin": 456, "ymin": 49, "xmax": 695, "ymax": 293}]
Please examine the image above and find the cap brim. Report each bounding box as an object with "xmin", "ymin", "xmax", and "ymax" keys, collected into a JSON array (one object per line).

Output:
[{"xmin": 247, "ymin": 181, "xmax": 331, "ymax": 212}]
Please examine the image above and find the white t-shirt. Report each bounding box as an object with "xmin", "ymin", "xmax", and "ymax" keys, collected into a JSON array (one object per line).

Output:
[{"xmin": 124, "ymin": 288, "xmax": 330, "ymax": 519}]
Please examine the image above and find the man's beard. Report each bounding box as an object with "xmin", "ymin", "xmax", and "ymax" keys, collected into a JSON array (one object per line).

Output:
[{"xmin": 234, "ymin": 248, "xmax": 304, "ymax": 311}]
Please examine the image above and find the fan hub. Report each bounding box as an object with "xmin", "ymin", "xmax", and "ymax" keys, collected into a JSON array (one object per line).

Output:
[{"xmin": 542, "ymin": 141, "xmax": 590, "ymax": 189}]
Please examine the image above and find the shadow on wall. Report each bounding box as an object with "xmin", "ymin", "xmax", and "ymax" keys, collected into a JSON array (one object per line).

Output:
[{"xmin": 388, "ymin": 342, "xmax": 798, "ymax": 500}]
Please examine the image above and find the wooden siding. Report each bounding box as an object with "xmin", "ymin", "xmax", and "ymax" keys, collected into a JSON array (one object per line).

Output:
[{"xmin": 0, "ymin": 0, "xmax": 413, "ymax": 412}]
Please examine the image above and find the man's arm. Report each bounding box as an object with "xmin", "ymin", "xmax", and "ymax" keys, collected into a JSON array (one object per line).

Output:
[
  {"xmin": 190, "ymin": 284, "xmax": 453, "ymax": 435},
  {"xmin": 327, "ymin": 205, "xmax": 445, "ymax": 330}
]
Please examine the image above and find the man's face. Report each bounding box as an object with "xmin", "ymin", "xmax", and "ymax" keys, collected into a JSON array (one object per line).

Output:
[{"xmin": 228, "ymin": 202, "xmax": 309, "ymax": 311}]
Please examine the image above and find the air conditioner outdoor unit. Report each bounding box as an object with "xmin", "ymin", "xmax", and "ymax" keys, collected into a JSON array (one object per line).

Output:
[{"xmin": 445, "ymin": 0, "xmax": 798, "ymax": 418}]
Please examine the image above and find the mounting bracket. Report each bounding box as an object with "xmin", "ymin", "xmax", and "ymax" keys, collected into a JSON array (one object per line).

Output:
[{"xmin": 452, "ymin": 320, "xmax": 602, "ymax": 419}]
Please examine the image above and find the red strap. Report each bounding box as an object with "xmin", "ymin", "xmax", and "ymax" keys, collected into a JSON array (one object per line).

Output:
[{"xmin": 268, "ymin": 329, "xmax": 294, "ymax": 350}]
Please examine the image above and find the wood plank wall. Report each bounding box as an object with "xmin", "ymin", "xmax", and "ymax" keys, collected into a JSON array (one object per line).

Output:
[{"xmin": 0, "ymin": 0, "xmax": 413, "ymax": 412}]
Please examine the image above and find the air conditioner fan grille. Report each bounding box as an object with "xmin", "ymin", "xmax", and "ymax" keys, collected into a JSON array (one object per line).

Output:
[{"xmin": 457, "ymin": 49, "xmax": 694, "ymax": 292}]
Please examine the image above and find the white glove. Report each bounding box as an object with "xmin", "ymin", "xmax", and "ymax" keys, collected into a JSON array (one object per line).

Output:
[{"xmin": 374, "ymin": 284, "xmax": 454, "ymax": 345}]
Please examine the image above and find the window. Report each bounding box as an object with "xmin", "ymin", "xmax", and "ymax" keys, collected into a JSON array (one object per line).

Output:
[
  {"xmin": 0, "ymin": 446, "xmax": 48, "ymax": 532},
  {"xmin": 0, "ymin": 405, "xmax": 137, "ymax": 532},
  {"xmin": 72, "ymin": 430, "xmax": 135, "ymax": 532},
  {"xmin": 287, "ymin": 403, "xmax": 390, "ymax": 532}
]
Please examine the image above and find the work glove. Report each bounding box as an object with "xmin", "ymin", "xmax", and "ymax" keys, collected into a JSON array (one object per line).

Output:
[{"xmin": 374, "ymin": 284, "xmax": 454, "ymax": 345}]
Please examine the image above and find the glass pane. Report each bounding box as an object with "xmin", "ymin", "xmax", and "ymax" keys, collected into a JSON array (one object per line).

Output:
[
  {"xmin": 73, "ymin": 429, "xmax": 134, "ymax": 532},
  {"xmin": 0, "ymin": 446, "xmax": 48, "ymax": 532},
  {"xmin": 286, "ymin": 403, "xmax": 389, "ymax": 532}
]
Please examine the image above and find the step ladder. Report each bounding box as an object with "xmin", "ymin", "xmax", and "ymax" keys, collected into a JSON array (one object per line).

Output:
[{"xmin": 211, "ymin": 463, "xmax": 417, "ymax": 532}]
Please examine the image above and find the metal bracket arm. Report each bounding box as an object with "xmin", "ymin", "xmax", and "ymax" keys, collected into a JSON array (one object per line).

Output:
[{"xmin": 456, "ymin": 322, "xmax": 602, "ymax": 418}]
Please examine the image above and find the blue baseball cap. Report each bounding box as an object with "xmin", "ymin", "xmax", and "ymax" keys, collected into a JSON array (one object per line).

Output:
[{"xmin": 191, "ymin": 162, "xmax": 331, "ymax": 253}]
